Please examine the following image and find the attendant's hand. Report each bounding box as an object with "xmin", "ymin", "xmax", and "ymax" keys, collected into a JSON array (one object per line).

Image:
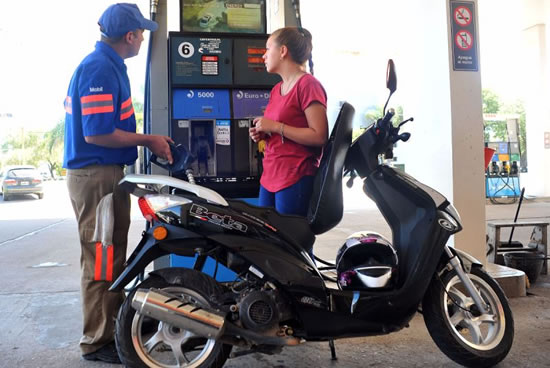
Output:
[{"xmin": 148, "ymin": 135, "xmax": 174, "ymax": 164}]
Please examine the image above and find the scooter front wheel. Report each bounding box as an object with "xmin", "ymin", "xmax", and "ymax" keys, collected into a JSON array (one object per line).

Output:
[
  {"xmin": 422, "ymin": 267, "xmax": 514, "ymax": 368},
  {"xmin": 115, "ymin": 270, "xmax": 232, "ymax": 368}
]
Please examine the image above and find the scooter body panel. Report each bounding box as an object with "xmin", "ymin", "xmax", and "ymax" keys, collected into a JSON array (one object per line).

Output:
[{"xmin": 360, "ymin": 165, "xmax": 453, "ymax": 311}]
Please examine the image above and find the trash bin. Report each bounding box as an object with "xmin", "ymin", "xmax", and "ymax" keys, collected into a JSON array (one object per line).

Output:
[{"xmin": 503, "ymin": 251, "xmax": 546, "ymax": 284}]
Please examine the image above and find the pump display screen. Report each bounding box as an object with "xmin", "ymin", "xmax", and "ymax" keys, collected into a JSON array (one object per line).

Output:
[
  {"xmin": 181, "ymin": 0, "xmax": 266, "ymax": 34},
  {"xmin": 233, "ymin": 38, "xmax": 281, "ymax": 86}
]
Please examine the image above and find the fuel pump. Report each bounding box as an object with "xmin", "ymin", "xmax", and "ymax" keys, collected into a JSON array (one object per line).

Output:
[
  {"xmin": 168, "ymin": 2, "xmax": 278, "ymax": 199},
  {"xmin": 483, "ymin": 114, "xmax": 522, "ymax": 202},
  {"xmin": 147, "ymin": 0, "xmax": 281, "ymax": 278}
]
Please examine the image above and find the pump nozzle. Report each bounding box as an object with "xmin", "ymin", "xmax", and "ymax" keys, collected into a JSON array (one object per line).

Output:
[{"xmin": 150, "ymin": 0, "xmax": 159, "ymax": 15}]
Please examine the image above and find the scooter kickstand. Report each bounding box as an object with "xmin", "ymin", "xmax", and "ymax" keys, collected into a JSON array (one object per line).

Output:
[{"xmin": 329, "ymin": 339, "xmax": 337, "ymax": 360}]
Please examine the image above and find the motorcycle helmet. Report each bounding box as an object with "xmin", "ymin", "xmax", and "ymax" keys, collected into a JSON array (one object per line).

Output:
[{"xmin": 336, "ymin": 231, "xmax": 398, "ymax": 290}]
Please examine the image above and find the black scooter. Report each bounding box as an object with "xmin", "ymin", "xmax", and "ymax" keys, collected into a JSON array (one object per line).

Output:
[{"xmin": 110, "ymin": 60, "xmax": 514, "ymax": 368}]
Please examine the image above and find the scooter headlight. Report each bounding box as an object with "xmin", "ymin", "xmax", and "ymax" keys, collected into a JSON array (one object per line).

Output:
[{"xmin": 444, "ymin": 203, "xmax": 462, "ymax": 226}]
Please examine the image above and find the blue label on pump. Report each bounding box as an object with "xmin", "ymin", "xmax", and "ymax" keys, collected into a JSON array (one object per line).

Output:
[
  {"xmin": 173, "ymin": 89, "xmax": 230, "ymax": 119},
  {"xmin": 231, "ymin": 89, "xmax": 270, "ymax": 118}
]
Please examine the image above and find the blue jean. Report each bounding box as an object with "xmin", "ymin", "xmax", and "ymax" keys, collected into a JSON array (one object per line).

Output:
[
  {"xmin": 259, "ymin": 175, "xmax": 315, "ymax": 216},
  {"xmin": 259, "ymin": 176, "xmax": 316, "ymax": 258}
]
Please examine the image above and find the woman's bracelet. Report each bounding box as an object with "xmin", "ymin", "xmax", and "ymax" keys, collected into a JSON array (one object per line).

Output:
[{"xmin": 279, "ymin": 123, "xmax": 285, "ymax": 144}]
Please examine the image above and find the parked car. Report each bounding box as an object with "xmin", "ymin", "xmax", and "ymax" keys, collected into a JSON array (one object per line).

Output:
[
  {"xmin": 39, "ymin": 170, "xmax": 52, "ymax": 181},
  {"xmin": 199, "ymin": 13, "xmax": 213, "ymax": 28},
  {"xmin": 0, "ymin": 165, "xmax": 44, "ymax": 201}
]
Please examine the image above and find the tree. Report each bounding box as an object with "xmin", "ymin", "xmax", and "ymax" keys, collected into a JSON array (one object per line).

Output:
[
  {"xmin": 39, "ymin": 120, "xmax": 65, "ymax": 178},
  {"xmin": 482, "ymin": 89, "xmax": 507, "ymax": 142},
  {"xmin": 482, "ymin": 89, "xmax": 528, "ymax": 163},
  {"xmin": 502, "ymin": 100, "xmax": 527, "ymax": 157},
  {"xmin": 482, "ymin": 89, "xmax": 501, "ymax": 114},
  {"xmin": 1, "ymin": 129, "xmax": 42, "ymax": 166},
  {"xmin": 357, "ymin": 105, "xmax": 404, "ymax": 141},
  {"xmin": 133, "ymin": 99, "xmax": 144, "ymax": 134}
]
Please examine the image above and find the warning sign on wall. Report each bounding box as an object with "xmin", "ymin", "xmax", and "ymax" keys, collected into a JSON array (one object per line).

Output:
[{"xmin": 450, "ymin": 1, "xmax": 478, "ymax": 71}]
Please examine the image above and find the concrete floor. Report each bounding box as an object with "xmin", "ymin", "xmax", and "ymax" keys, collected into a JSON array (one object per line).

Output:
[{"xmin": 0, "ymin": 181, "xmax": 549, "ymax": 367}]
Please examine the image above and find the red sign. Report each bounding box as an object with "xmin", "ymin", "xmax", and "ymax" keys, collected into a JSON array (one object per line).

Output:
[
  {"xmin": 455, "ymin": 30, "xmax": 473, "ymax": 51},
  {"xmin": 454, "ymin": 6, "xmax": 472, "ymax": 26}
]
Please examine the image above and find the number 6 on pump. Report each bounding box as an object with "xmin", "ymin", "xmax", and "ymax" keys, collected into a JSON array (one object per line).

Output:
[{"xmin": 178, "ymin": 42, "xmax": 194, "ymax": 58}]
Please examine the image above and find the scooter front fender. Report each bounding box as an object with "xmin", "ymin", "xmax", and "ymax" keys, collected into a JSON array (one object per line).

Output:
[{"xmin": 449, "ymin": 247, "xmax": 483, "ymax": 273}]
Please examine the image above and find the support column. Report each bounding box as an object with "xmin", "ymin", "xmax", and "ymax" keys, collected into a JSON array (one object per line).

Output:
[
  {"xmin": 447, "ymin": 0, "xmax": 486, "ymax": 262},
  {"xmin": 149, "ymin": 0, "xmax": 170, "ymax": 175}
]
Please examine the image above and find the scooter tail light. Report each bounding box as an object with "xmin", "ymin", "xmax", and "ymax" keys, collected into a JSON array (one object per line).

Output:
[
  {"xmin": 4, "ymin": 179, "xmax": 16, "ymax": 185},
  {"xmin": 138, "ymin": 194, "xmax": 192, "ymax": 223},
  {"xmin": 138, "ymin": 197, "xmax": 159, "ymax": 222}
]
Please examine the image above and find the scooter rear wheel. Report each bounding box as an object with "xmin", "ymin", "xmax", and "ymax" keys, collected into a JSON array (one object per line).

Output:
[
  {"xmin": 422, "ymin": 267, "xmax": 514, "ymax": 368},
  {"xmin": 115, "ymin": 270, "xmax": 232, "ymax": 368}
]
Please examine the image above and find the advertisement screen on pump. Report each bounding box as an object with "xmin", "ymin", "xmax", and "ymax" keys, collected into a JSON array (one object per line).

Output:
[{"xmin": 181, "ymin": 0, "xmax": 266, "ymax": 34}]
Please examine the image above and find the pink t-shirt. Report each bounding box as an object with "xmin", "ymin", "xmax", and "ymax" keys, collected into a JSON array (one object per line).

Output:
[{"xmin": 260, "ymin": 74, "xmax": 327, "ymax": 192}]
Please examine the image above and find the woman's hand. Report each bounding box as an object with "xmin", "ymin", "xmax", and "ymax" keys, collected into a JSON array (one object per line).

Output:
[
  {"xmin": 249, "ymin": 126, "xmax": 265, "ymax": 143},
  {"xmin": 250, "ymin": 117, "xmax": 279, "ymax": 142},
  {"xmin": 252, "ymin": 117, "xmax": 279, "ymax": 134}
]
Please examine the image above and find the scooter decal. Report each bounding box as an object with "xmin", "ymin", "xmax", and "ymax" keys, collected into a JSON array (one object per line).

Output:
[
  {"xmin": 299, "ymin": 296, "xmax": 325, "ymax": 309},
  {"xmin": 241, "ymin": 212, "xmax": 278, "ymax": 232},
  {"xmin": 190, "ymin": 204, "xmax": 248, "ymax": 233}
]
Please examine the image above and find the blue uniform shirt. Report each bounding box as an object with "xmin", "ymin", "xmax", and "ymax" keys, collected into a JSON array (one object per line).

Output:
[{"xmin": 63, "ymin": 41, "xmax": 138, "ymax": 169}]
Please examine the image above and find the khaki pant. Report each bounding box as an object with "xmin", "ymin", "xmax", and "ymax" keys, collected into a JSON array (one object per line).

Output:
[{"xmin": 67, "ymin": 165, "xmax": 130, "ymax": 354}]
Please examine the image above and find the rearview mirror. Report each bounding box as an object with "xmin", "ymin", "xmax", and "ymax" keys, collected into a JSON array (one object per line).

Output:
[{"xmin": 386, "ymin": 59, "xmax": 397, "ymax": 94}]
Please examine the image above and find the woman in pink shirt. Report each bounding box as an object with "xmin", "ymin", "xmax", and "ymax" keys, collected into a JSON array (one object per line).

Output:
[{"xmin": 250, "ymin": 27, "xmax": 329, "ymax": 217}]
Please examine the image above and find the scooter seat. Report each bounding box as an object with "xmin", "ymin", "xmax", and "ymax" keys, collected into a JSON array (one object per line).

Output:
[{"xmin": 227, "ymin": 199, "xmax": 315, "ymax": 253}]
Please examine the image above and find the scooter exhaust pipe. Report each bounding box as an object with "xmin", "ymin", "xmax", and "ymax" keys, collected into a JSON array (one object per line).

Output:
[
  {"xmin": 132, "ymin": 288, "xmax": 302, "ymax": 347},
  {"xmin": 132, "ymin": 288, "xmax": 226, "ymax": 339}
]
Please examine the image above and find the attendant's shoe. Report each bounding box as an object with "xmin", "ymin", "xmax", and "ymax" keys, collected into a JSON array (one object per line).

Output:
[{"xmin": 82, "ymin": 341, "xmax": 121, "ymax": 364}]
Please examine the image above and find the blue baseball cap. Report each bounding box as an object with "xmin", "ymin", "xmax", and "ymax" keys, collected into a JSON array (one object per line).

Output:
[{"xmin": 98, "ymin": 3, "xmax": 158, "ymax": 38}]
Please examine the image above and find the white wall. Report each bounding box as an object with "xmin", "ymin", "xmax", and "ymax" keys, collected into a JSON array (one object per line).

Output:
[
  {"xmin": 299, "ymin": 0, "xmax": 486, "ymax": 260},
  {"xmin": 397, "ymin": 0, "xmax": 454, "ymax": 202},
  {"xmin": 522, "ymin": 0, "xmax": 550, "ymax": 196}
]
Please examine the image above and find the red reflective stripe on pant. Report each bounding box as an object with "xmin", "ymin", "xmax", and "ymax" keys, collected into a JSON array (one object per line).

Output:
[
  {"xmin": 94, "ymin": 242, "xmax": 103, "ymax": 281},
  {"xmin": 105, "ymin": 244, "xmax": 114, "ymax": 282},
  {"xmin": 94, "ymin": 242, "xmax": 114, "ymax": 281}
]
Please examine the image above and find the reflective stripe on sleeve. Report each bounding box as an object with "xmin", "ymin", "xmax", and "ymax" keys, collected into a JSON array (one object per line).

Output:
[
  {"xmin": 64, "ymin": 96, "xmax": 72, "ymax": 114},
  {"xmin": 120, "ymin": 97, "xmax": 134, "ymax": 120},
  {"xmin": 81, "ymin": 94, "xmax": 114, "ymax": 116}
]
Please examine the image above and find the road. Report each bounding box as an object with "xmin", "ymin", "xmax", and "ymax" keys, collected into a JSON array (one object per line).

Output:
[{"xmin": 0, "ymin": 181, "xmax": 548, "ymax": 367}]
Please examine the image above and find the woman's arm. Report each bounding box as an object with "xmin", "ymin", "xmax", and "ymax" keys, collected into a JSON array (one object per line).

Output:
[{"xmin": 252, "ymin": 102, "xmax": 328, "ymax": 147}]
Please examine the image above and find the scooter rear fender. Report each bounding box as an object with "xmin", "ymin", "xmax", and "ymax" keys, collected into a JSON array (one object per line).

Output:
[
  {"xmin": 109, "ymin": 223, "xmax": 206, "ymax": 292},
  {"xmin": 109, "ymin": 232, "xmax": 162, "ymax": 292}
]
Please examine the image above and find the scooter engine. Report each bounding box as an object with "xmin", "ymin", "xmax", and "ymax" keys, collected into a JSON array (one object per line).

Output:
[{"xmin": 238, "ymin": 290, "xmax": 288, "ymax": 332}]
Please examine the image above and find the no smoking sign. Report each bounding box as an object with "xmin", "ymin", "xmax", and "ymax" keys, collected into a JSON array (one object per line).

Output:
[{"xmin": 454, "ymin": 6, "xmax": 472, "ymax": 26}]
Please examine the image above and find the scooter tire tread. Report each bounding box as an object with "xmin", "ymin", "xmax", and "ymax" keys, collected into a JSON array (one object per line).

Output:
[
  {"xmin": 422, "ymin": 267, "xmax": 514, "ymax": 368},
  {"xmin": 115, "ymin": 269, "xmax": 232, "ymax": 368}
]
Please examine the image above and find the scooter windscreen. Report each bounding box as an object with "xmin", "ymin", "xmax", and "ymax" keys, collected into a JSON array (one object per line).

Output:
[{"xmin": 150, "ymin": 143, "xmax": 195, "ymax": 175}]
